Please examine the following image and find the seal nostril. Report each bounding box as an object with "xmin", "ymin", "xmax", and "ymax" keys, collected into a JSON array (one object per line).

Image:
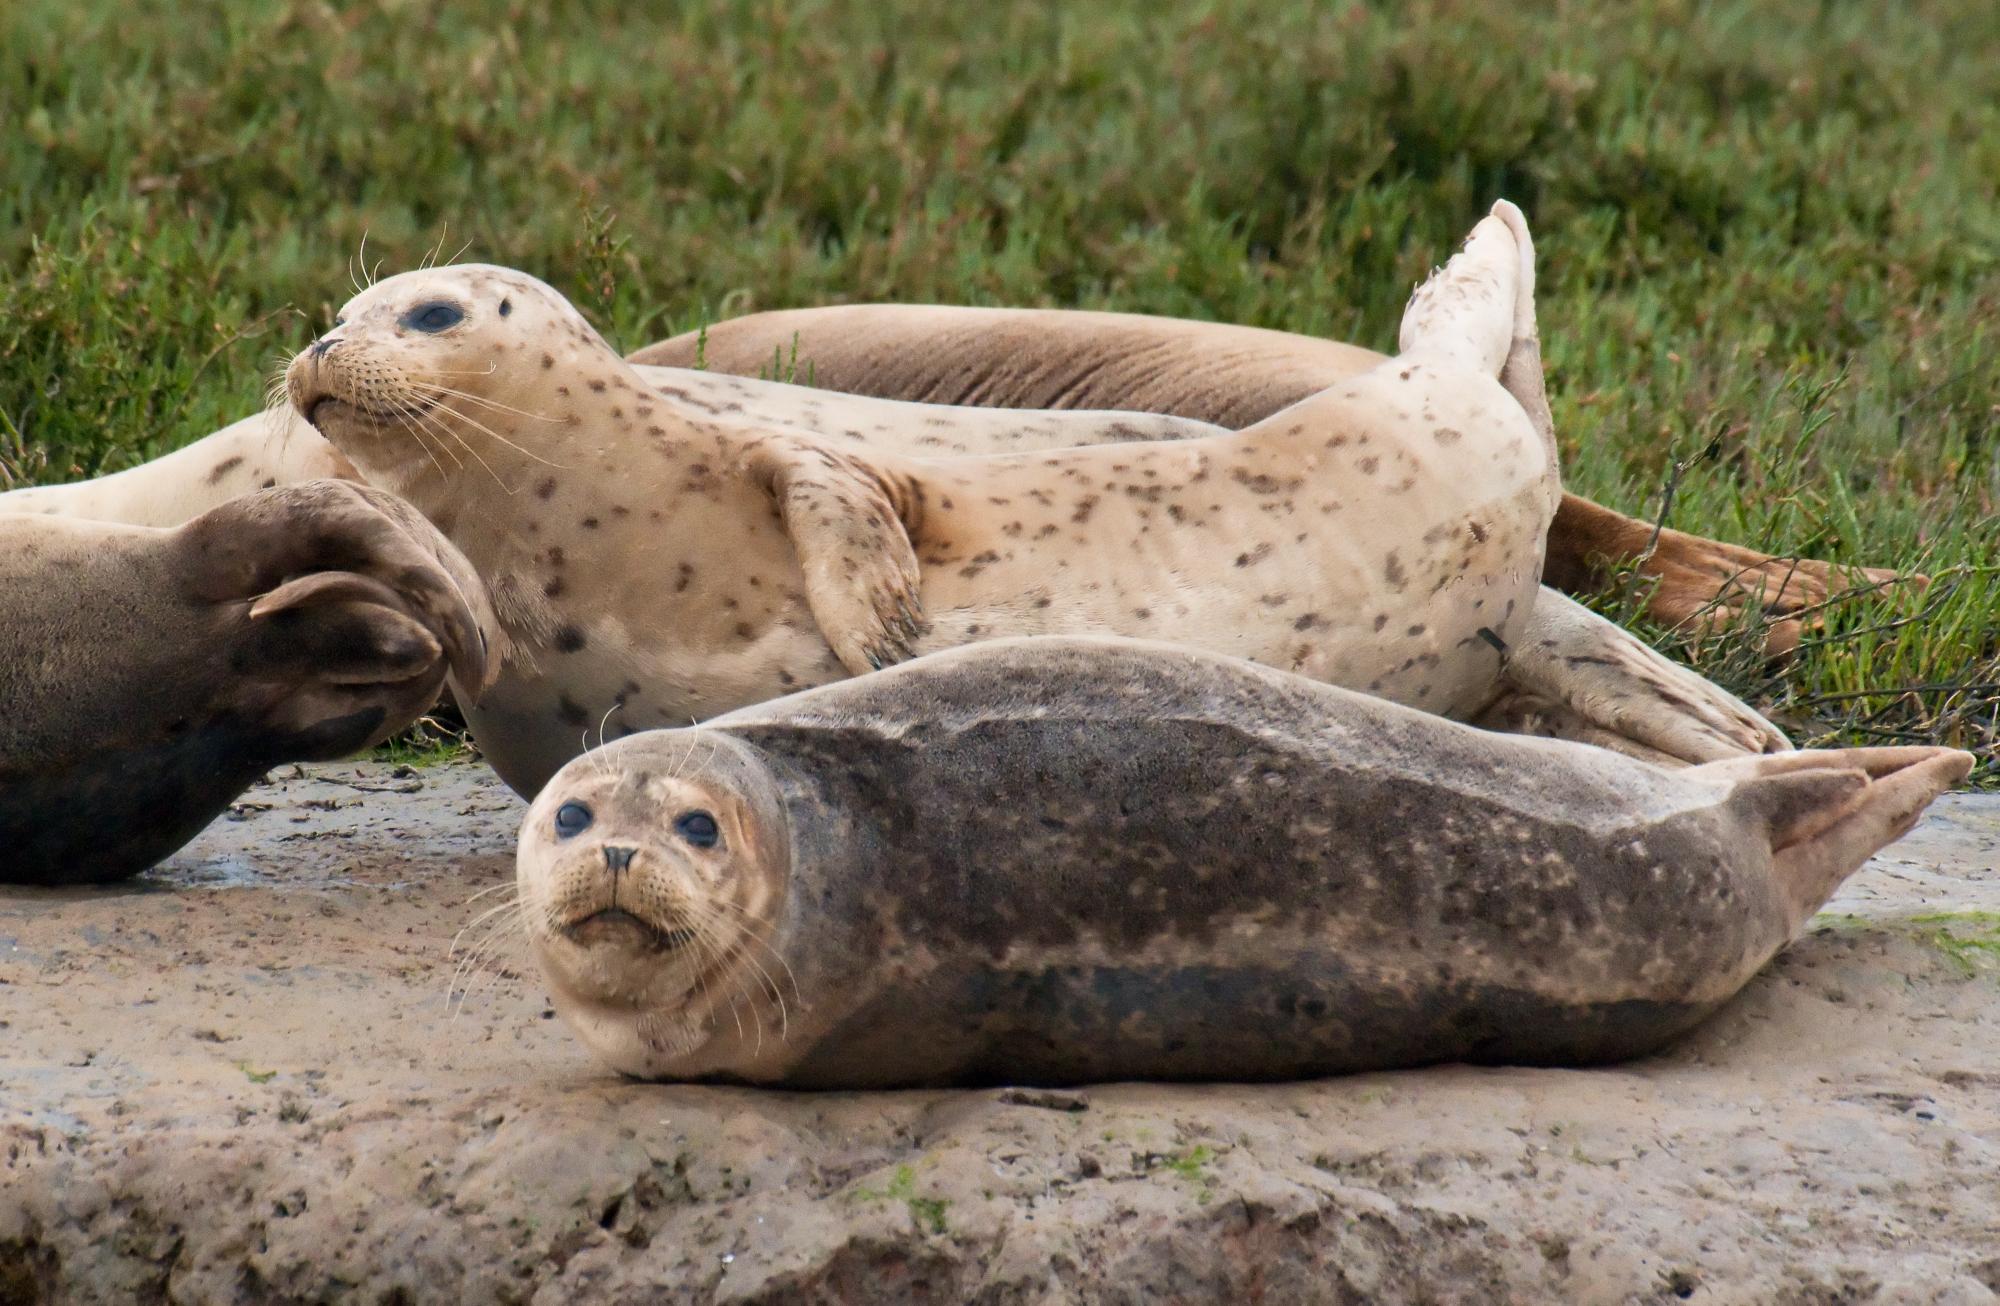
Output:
[
  {"xmin": 603, "ymin": 845, "xmax": 636, "ymax": 873},
  {"xmin": 307, "ymin": 337, "xmax": 340, "ymax": 359}
]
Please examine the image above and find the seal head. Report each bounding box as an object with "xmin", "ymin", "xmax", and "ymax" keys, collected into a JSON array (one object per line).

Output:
[
  {"xmin": 517, "ymin": 731, "xmax": 793, "ymax": 1074},
  {"xmin": 285, "ymin": 264, "xmax": 605, "ymax": 497}
]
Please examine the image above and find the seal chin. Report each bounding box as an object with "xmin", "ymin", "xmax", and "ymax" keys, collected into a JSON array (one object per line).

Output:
[{"xmin": 560, "ymin": 907, "xmax": 696, "ymax": 954}]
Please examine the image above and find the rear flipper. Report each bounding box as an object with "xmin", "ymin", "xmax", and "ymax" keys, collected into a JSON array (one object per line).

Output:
[
  {"xmin": 1496, "ymin": 588, "xmax": 1789, "ymax": 764},
  {"xmin": 1706, "ymin": 747, "xmax": 1975, "ymax": 929}
]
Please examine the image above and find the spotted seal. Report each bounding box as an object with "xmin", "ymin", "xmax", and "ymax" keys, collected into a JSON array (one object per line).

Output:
[
  {"xmin": 515, "ymin": 636, "xmax": 1969, "ymax": 1087},
  {"xmin": 633, "ymin": 310, "xmax": 1907, "ymax": 653},
  {"xmin": 284, "ymin": 203, "xmax": 1784, "ymax": 796},
  {"xmin": 0, "ymin": 480, "xmax": 494, "ymax": 885}
]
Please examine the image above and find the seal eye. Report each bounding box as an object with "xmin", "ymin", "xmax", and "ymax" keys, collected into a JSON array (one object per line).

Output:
[
  {"xmin": 554, "ymin": 801, "xmax": 593, "ymax": 838},
  {"xmin": 674, "ymin": 811, "xmax": 720, "ymax": 848},
  {"xmin": 404, "ymin": 301, "xmax": 465, "ymax": 333}
]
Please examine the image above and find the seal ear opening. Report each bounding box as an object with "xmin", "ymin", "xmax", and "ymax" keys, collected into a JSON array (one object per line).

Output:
[{"xmin": 1710, "ymin": 747, "xmax": 1974, "ymax": 928}]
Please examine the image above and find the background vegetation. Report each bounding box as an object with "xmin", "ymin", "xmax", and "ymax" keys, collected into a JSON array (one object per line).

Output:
[{"xmin": 3, "ymin": 0, "xmax": 1997, "ymax": 765}]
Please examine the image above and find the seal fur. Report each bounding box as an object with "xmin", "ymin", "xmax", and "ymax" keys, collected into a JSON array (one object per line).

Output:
[
  {"xmin": 516, "ymin": 635, "xmax": 1970, "ymax": 1087},
  {"xmin": 286, "ymin": 204, "xmax": 1777, "ymax": 795},
  {"xmin": 0, "ymin": 480, "xmax": 495, "ymax": 884}
]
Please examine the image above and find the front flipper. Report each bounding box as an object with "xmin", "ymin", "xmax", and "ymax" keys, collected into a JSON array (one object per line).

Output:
[
  {"xmin": 742, "ymin": 435, "xmax": 928, "ymax": 675},
  {"xmin": 176, "ymin": 479, "xmax": 501, "ymax": 747},
  {"xmin": 1495, "ymin": 587, "xmax": 1789, "ymax": 764}
]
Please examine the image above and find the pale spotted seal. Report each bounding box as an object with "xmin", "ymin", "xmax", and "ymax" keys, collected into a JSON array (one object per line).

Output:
[
  {"xmin": 634, "ymin": 309, "xmax": 1907, "ymax": 653},
  {"xmin": 515, "ymin": 636, "xmax": 1970, "ymax": 1087},
  {"xmin": 0, "ymin": 480, "xmax": 494, "ymax": 885},
  {"xmin": 285, "ymin": 203, "xmax": 1784, "ymax": 796}
]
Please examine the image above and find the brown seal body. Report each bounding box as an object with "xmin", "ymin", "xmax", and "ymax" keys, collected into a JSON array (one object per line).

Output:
[
  {"xmin": 517, "ymin": 636, "xmax": 1969, "ymax": 1088},
  {"xmin": 0, "ymin": 481, "xmax": 492, "ymax": 885}
]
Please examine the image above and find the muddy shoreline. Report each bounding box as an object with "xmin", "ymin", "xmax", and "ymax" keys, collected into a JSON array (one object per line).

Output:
[{"xmin": 3, "ymin": 760, "xmax": 1997, "ymax": 1304}]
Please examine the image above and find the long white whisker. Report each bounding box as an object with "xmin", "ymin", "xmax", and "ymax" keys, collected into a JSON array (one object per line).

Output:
[
  {"xmin": 415, "ymin": 391, "xmax": 568, "ymax": 473},
  {"xmin": 402, "ymin": 379, "xmax": 567, "ymax": 426}
]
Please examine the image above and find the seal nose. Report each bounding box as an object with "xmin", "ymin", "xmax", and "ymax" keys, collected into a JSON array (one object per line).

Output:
[
  {"xmin": 603, "ymin": 845, "xmax": 637, "ymax": 874},
  {"xmin": 307, "ymin": 336, "xmax": 341, "ymax": 359}
]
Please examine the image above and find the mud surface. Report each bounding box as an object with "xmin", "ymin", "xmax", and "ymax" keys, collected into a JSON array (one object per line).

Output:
[{"xmin": 3, "ymin": 760, "xmax": 1998, "ymax": 1304}]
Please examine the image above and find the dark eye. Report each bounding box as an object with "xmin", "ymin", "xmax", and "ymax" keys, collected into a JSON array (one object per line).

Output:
[
  {"xmin": 554, "ymin": 801, "xmax": 593, "ymax": 838},
  {"xmin": 332, "ymin": 316, "xmax": 346, "ymax": 328},
  {"xmin": 498, "ymin": 298, "xmax": 513, "ymax": 317},
  {"xmin": 674, "ymin": 811, "xmax": 720, "ymax": 848},
  {"xmin": 404, "ymin": 301, "xmax": 464, "ymax": 333}
]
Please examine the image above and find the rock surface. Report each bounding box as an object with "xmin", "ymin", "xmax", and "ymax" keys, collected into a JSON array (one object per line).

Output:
[{"xmin": 2, "ymin": 760, "xmax": 1997, "ymax": 1305}]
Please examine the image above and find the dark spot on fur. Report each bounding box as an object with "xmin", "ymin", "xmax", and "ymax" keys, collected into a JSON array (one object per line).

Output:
[
  {"xmin": 557, "ymin": 695, "xmax": 589, "ymax": 727},
  {"xmin": 206, "ymin": 456, "xmax": 243, "ymax": 484},
  {"xmin": 555, "ymin": 625, "xmax": 587, "ymax": 653},
  {"xmin": 535, "ymin": 477, "xmax": 557, "ymax": 500}
]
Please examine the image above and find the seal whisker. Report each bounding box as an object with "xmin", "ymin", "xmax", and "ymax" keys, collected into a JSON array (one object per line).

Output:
[
  {"xmin": 420, "ymin": 221, "xmax": 450, "ymax": 272},
  {"xmin": 390, "ymin": 387, "xmax": 521, "ymax": 493},
  {"xmin": 393, "ymin": 395, "xmax": 469, "ymax": 473},
  {"xmin": 446, "ymin": 903, "xmax": 531, "ymax": 1017},
  {"xmin": 675, "ymin": 912, "xmax": 748, "ymax": 1048},
  {"xmin": 401, "ymin": 384, "xmax": 573, "ymax": 465},
  {"xmin": 679, "ymin": 895, "xmax": 792, "ymax": 1047},
  {"xmin": 445, "ymin": 900, "xmax": 531, "ymax": 1017},
  {"xmin": 405, "ymin": 377, "xmax": 564, "ymax": 424},
  {"xmin": 391, "ymin": 406, "xmax": 460, "ymax": 480},
  {"xmin": 463, "ymin": 881, "xmax": 522, "ymax": 907},
  {"xmin": 700, "ymin": 895, "xmax": 800, "ymax": 1030}
]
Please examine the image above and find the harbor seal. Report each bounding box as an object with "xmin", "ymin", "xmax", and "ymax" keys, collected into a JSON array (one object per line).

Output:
[
  {"xmin": 0, "ymin": 480, "xmax": 494, "ymax": 885},
  {"xmin": 516, "ymin": 636, "xmax": 1971, "ymax": 1087},
  {"xmin": 634, "ymin": 309, "xmax": 1906, "ymax": 653},
  {"xmin": 286, "ymin": 203, "xmax": 1782, "ymax": 796}
]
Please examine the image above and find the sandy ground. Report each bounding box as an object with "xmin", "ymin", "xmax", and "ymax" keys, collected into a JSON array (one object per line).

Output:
[{"xmin": 2, "ymin": 759, "xmax": 1997, "ymax": 1305}]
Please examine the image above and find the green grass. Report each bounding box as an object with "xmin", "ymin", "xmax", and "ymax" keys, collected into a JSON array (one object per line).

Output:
[{"xmin": 4, "ymin": 0, "xmax": 1998, "ymax": 765}]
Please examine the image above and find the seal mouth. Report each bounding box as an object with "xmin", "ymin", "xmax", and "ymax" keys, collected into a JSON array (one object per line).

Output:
[
  {"xmin": 302, "ymin": 394, "xmax": 435, "ymax": 429},
  {"xmin": 560, "ymin": 908, "xmax": 696, "ymax": 953}
]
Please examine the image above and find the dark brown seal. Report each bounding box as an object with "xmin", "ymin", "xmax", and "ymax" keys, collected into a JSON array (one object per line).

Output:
[
  {"xmin": 516, "ymin": 636, "xmax": 1967, "ymax": 1088},
  {"xmin": 0, "ymin": 480, "xmax": 494, "ymax": 885}
]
